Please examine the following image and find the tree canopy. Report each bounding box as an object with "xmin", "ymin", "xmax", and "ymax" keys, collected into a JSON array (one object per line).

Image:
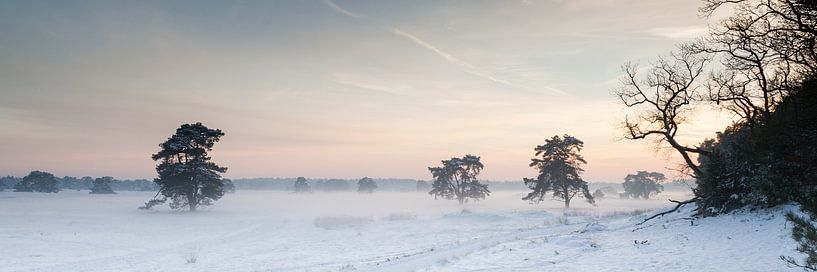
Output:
[
  {"xmin": 14, "ymin": 171, "xmax": 59, "ymax": 193},
  {"xmin": 428, "ymin": 155, "xmax": 490, "ymax": 204},
  {"xmin": 140, "ymin": 122, "xmax": 228, "ymax": 211},
  {"xmin": 357, "ymin": 177, "xmax": 377, "ymax": 193},
  {"xmin": 523, "ymin": 135, "xmax": 594, "ymax": 208},
  {"xmin": 621, "ymin": 171, "xmax": 666, "ymax": 200}
]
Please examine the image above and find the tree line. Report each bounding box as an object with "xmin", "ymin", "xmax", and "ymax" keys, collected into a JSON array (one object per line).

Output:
[{"xmin": 2, "ymin": 123, "xmax": 669, "ymax": 211}]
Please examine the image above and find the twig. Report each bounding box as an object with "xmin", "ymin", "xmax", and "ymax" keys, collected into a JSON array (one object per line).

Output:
[{"xmin": 637, "ymin": 198, "xmax": 697, "ymax": 225}]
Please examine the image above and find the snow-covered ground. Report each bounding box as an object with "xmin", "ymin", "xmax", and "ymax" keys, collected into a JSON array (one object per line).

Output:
[{"xmin": 0, "ymin": 190, "xmax": 802, "ymax": 271}]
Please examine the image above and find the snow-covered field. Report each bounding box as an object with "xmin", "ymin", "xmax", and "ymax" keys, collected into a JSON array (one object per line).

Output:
[{"xmin": 0, "ymin": 190, "xmax": 802, "ymax": 272}]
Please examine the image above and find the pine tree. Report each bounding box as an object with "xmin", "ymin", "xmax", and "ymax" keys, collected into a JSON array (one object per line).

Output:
[
  {"xmin": 293, "ymin": 177, "xmax": 310, "ymax": 193},
  {"xmin": 14, "ymin": 171, "xmax": 59, "ymax": 193},
  {"xmin": 357, "ymin": 177, "xmax": 377, "ymax": 193},
  {"xmin": 90, "ymin": 176, "xmax": 116, "ymax": 194},
  {"xmin": 140, "ymin": 123, "xmax": 227, "ymax": 211},
  {"xmin": 428, "ymin": 155, "xmax": 490, "ymax": 204},
  {"xmin": 621, "ymin": 171, "xmax": 665, "ymax": 199},
  {"xmin": 523, "ymin": 135, "xmax": 594, "ymax": 208}
]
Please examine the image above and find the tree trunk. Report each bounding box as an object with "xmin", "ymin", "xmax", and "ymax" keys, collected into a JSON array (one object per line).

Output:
[
  {"xmin": 563, "ymin": 186, "xmax": 571, "ymax": 208},
  {"xmin": 188, "ymin": 193, "xmax": 197, "ymax": 212}
]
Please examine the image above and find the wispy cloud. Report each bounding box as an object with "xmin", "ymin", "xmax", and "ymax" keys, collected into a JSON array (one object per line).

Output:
[
  {"xmin": 390, "ymin": 28, "xmax": 567, "ymax": 95},
  {"xmin": 324, "ymin": 0, "xmax": 361, "ymax": 19},
  {"xmin": 329, "ymin": 72, "xmax": 410, "ymax": 96},
  {"xmin": 323, "ymin": 0, "xmax": 565, "ymax": 96}
]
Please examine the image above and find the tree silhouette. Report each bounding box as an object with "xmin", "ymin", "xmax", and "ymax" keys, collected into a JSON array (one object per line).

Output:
[
  {"xmin": 90, "ymin": 176, "xmax": 116, "ymax": 194},
  {"xmin": 621, "ymin": 171, "xmax": 666, "ymax": 199},
  {"xmin": 14, "ymin": 171, "xmax": 59, "ymax": 193},
  {"xmin": 428, "ymin": 155, "xmax": 490, "ymax": 204},
  {"xmin": 293, "ymin": 177, "xmax": 310, "ymax": 193},
  {"xmin": 357, "ymin": 177, "xmax": 377, "ymax": 193},
  {"xmin": 140, "ymin": 122, "xmax": 227, "ymax": 211},
  {"xmin": 522, "ymin": 135, "xmax": 594, "ymax": 208},
  {"xmin": 614, "ymin": 50, "xmax": 711, "ymax": 178}
]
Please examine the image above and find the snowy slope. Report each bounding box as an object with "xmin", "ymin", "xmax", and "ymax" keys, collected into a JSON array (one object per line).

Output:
[{"xmin": 0, "ymin": 190, "xmax": 802, "ymax": 272}]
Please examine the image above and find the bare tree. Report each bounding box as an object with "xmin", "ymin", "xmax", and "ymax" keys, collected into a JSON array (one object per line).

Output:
[
  {"xmin": 698, "ymin": 0, "xmax": 817, "ymax": 123},
  {"xmin": 614, "ymin": 50, "xmax": 712, "ymax": 178}
]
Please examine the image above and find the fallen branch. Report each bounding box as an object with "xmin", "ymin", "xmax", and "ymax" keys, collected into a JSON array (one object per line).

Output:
[{"xmin": 637, "ymin": 198, "xmax": 697, "ymax": 225}]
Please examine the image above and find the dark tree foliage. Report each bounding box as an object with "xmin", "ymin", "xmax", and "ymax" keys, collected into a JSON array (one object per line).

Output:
[
  {"xmin": 90, "ymin": 176, "xmax": 116, "ymax": 194},
  {"xmin": 357, "ymin": 177, "xmax": 377, "ymax": 193},
  {"xmin": 621, "ymin": 171, "xmax": 666, "ymax": 200},
  {"xmin": 696, "ymin": 78, "xmax": 817, "ymax": 215},
  {"xmin": 428, "ymin": 155, "xmax": 490, "ymax": 204},
  {"xmin": 522, "ymin": 135, "xmax": 594, "ymax": 208},
  {"xmin": 0, "ymin": 176, "xmax": 12, "ymax": 191},
  {"xmin": 14, "ymin": 171, "xmax": 59, "ymax": 193},
  {"xmin": 293, "ymin": 177, "xmax": 310, "ymax": 193},
  {"xmin": 140, "ymin": 123, "xmax": 227, "ymax": 211}
]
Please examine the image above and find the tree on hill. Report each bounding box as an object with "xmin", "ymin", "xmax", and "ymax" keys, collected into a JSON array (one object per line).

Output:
[
  {"xmin": 293, "ymin": 177, "xmax": 310, "ymax": 193},
  {"xmin": 428, "ymin": 155, "xmax": 490, "ymax": 204},
  {"xmin": 140, "ymin": 122, "xmax": 228, "ymax": 211},
  {"xmin": 14, "ymin": 171, "xmax": 59, "ymax": 193},
  {"xmin": 90, "ymin": 176, "xmax": 116, "ymax": 194},
  {"xmin": 621, "ymin": 171, "xmax": 665, "ymax": 199},
  {"xmin": 523, "ymin": 135, "xmax": 594, "ymax": 208},
  {"xmin": 357, "ymin": 177, "xmax": 377, "ymax": 193}
]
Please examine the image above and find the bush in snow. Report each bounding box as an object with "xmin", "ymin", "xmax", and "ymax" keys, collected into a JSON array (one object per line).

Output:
[
  {"xmin": 293, "ymin": 177, "xmax": 310, "ymax": 193},
  {"xmin": 783, "ymin": 193, "xmax": 817, "ymax": 271},
  {"xmin": 522, "ymin": 134, "xmax": 594, "ymax": 208},
  {"xmin": 621, "ymin": 171, "xmax": 665, "ymax": 200},
  {"xmin": 357, "ymin": 177, "xmax": 377, "ymax": 193},
  {"xmin": 427, "ymin": 154, "xmax": 490, "ymax": 204},
  {"xmin": 89, "ymin": 176, "xmax": 116, "ymax": 194},
  {"xmin": 14, "ymin": 171, "xmax": 59, "ymax": 193}
]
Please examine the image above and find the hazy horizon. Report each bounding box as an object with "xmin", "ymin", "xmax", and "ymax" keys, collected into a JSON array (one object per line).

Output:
[{"xmin": 0, "ymin": 0, "xmax": 733, "ymax": 181}]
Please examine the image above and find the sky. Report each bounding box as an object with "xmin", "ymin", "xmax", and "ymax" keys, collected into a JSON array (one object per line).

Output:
[{"xmin": 0, "ymin": 0, "xmax": 734, "ymax": 182}]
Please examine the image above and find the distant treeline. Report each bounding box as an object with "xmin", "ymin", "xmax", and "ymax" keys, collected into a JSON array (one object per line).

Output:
[
  {"xmin": 1, "ymin": 174, "xmax": 692, "ymax": 193},
  {"xmin": 0, "ymin": 175, "xmax": 533, "ymax": 192},
  {"xmin": 217, "ymin": 178, "xmax": 529, "ymax": 192},
  {"xmin": 0, "ymin": 176, "xmax": 157, "ymax": 191}
]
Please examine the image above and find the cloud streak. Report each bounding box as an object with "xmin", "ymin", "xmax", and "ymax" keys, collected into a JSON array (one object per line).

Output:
[
  {"xmin": 325, "ymin": 0, "xmax": 361, "ymax": 19},
  {"xmin": 323, "ymin": 0, "xmax": 565, "ymax": 95}
]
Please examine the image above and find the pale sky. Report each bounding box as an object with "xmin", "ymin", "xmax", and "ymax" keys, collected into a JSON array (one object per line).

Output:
[{"xmin": 0, "ymin": 0, "xmax": 733, "ymax": 182}]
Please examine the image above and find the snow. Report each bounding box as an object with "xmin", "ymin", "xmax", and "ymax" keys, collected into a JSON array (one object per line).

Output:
[{"xmin": 0, "ymin": 190, "xmax": 803, "ymax": 272}]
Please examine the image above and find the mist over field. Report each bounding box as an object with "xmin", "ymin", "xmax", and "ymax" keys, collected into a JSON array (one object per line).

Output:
[{"xmin": 2, "ymin": 189, "xmax": 714, "ymax": 272}]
